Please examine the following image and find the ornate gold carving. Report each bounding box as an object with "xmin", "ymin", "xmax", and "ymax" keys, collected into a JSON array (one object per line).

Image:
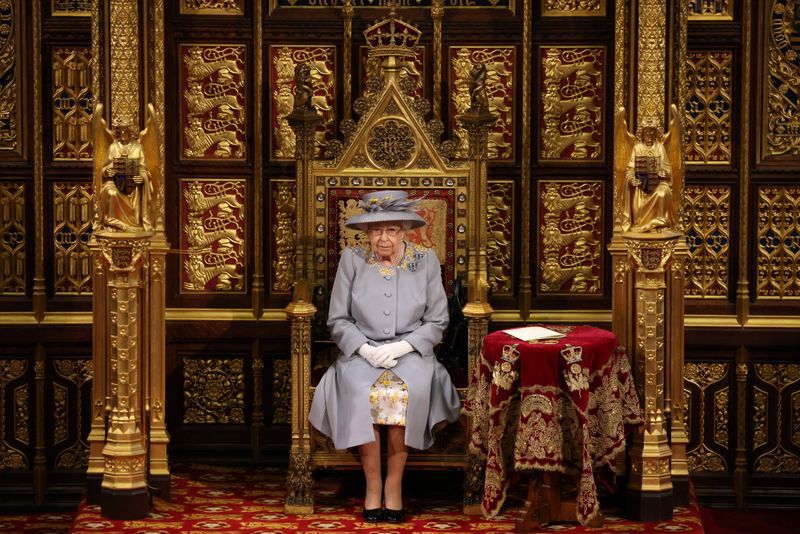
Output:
[
  {"xmin": 714, "ymin": 388, "xmax": 729, "ymax": 448},
  {"xmin": 793, "ymin": 391, "xmax": 800, "ymax": 448},
  {"xmin": 0, "ymin": 182, "xmax": 25, "ymax": 294},
  {"xmin": 756, "ymin": 187, "xmax": 800, "ymax": 298},
  {"xmin": 52, "ymin": 48, "xmax": 93, "ymax": 160},
  {"xmin": 181, "ymin": 0, "xmax": 243, "ymax": 14},
  {"xmin": 684, "ymin": 186, "xmax": 730, "ymax": 297},
  {"xmin": 270, "ymin": 46, "xmax": 335, "ymax": 160},
  {"xmin": 361, "ymin": 45, "xmax": 424, "ymax": 100},
  {"xmin": 763, "ymin": 0, "xmax": 800, "ymax": 158},
  {"xmin": 538, "ymin": 181, "xmax": 602, "ymax": 294},
  {"xmin": 542, "ymin": 0, "xmax": 604, "ymax": 16},
  {"xmin": 689, "ymin": 1, "xmax": 732, "ymax": 19},
  {"xmin": 0, "ymin": 359, "xmax": 27, "ymax": 469},
  {"xmin": 753, "ymin": 385, "xmax": 767, "ymax": 449},
  {"xmin": 181, "ymin": 44, "xmax": 246, "ymax": 159},
  {"xmin": 53, "ymin": 1, "xmax": 92, "ymax": 15},
  {"xmin": 487, "ymin": 181, "xmax": 512, "ymax": 294},
  {"xmin": 272, "ymin": 358, "xmax": 290, "ymax": 425},
  {"xmin": 54, "ymin": 182, "xmax": 93, "ymax": 294},
  {"xmin": 109, "ymin": 0, "xmax": 140, "ymax": 127},
  {"xmin": 272, "ymin": 180, "xmax": 296, "ymax": 292},
  {"xmin": 687, "ymin": 445, "xmax": 726, "ymax": 472},
  {"xmin": 54, "ymin": 383, "xmax": 67, "ymax": 445},
  {"xmin": 53, "ymin": 359, "xmax": 92, "ymax": 469},
  {"xmin": 637, "ymin": 0, "xmax": 667, "ymax": 121},
  {"xmin": 181, "ymin": 179, "xmax": 246, "ymax": 292},
  {"xmin": 182, "ymin": 357, "xmax": 245, "ymax": 424},
  {"xmin": 683, "ymin": 386, "xmax": 692, "ymax": 442},
  {"xmin": 0, "ymin": 1, "xmax": 18, "ymax": 151},
  {"xmin": 13, "ymin": 384, "xmax": 27, "ymax": 445},
  {"xmin": 367, "ymin": 119, "xmax": 417, "ymax": 169},
  {"xmin": 450, "ymin": 47, "xmax": 514, "ymax": 161},
  {"xmin": 540, "ymin": 47, "xmax": 604, "ymax": 161},
  {"xmin": 685, "ymin": 51, "xmax": 732, "ymax": 163},
  {"xmin": 754, "ymin": 363, "xmax": 800, "ymax": 473}
]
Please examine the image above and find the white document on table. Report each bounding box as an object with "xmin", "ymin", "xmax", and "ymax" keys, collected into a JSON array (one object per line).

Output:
[{"xmin": 502, "ymin": 326, "xmax": 566, "ymax": 342}]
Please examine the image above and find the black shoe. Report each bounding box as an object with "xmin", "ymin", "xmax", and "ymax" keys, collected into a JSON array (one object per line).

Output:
[
  {"xmin": 384, "ymin": 508, "xmax": 406, "ymax": 523},
  {"xmin": 362, "ymin": 508, "xmax": 383, "ymax": 523}
]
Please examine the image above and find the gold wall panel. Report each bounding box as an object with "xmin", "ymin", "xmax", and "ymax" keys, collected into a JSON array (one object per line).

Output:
[
  {"xmin": 52, "ymin": 1, "xmax": 92, "ymax": 15},
  {"xmin": 180, "ymin": 179, "xmax": 246, "ymax": 293},
  {"xmin": 685, "ymin": 362, "xmax": 729, "ymax": 472},
  {"xmin": 180, "ymin": 0, "xmax": 244, "ymax": 15},
  {"xmin": 793, "ymin": 390, "xmax": 800, "ymax": 449},
  {"xmin": 52, "ymin": 47, "xmax": 93, "ymax": 161},
  {"xmin": 13, "ymin": 384, "xmax": 27, "ymax": 445},
  {"xmin": 360, "ymin": 45, "xmax": 424, "ymax": 100},
  {"xmin": 538, "ymin": 46, "xmax": 604, "ymax": 161},
  {"xmin": 0, "ymin": 182, "xmax": 25, "ymax": 294},
  {"xmin": 762, "ymin": 0, "xmax": 800, "ymax": 159},
  {"xmin": 685, "ymin": 50, "xmax": 732, "ymax": 164},
  {"xmin": 180, "ymin": 44, "xmax": 247, "ymax": 160},
  {"xmin": 269, "ymin": 45, "xmax": 336, "ymax": 160},
  {"xmin": 637, "ymin": 0, "xmax": 667, "ymax": 122},
  {"xmin": 52, "ymin": 359, "xmax": 92, "ymax": 469},
  {"xmin": 182, "ymin": 357, "xmax": 246, "ymax": 424},
  {"xmin": 0, "ymin": 359, "xmax": 27, "ymax": 469},
  {"xmin": 487, "ymin": 181, "xmax": 513, "ymax": 295},
  {"xmin": 753, "ymin": 385, "xmax": 768, "ymax": 449},
  {"xmin": 689, "ymin": 0, "xmax": 732, "ymax": 19},
  {"xmin": 272, "ymin": 358, "xmax": 290, "ymax": 425},
  {"xmin": 537, "ymin": 180, "xmax": 603, "ymax": 294},
  {"xmin": 53, "ymin": 182, "xmax": 93, "ymax": 294},
  {"xmin": 109, "ymin": 0, "xmax": 140, "ymax": 127},
  {"xmin": 684, "ymin": 185, "xmax": 730, "ymax": 298},
  {"xmin": 0, "ymin": 1, "xmax": 19, "ymax": 152},
  {"xmin": 756, "ymin": 186, "xmax": 800, "ymax": 298},
  {"xmin": 270, "ymin": 180, "xmax": 295, "ymax": 293},
  {"xmin": 449, "ymin": 46, "xmax": 515, "ymax": 161},
  {"xmin": 542, "ymin": 0, "xmax": 605, "ymax": 17},
  {"xmin": 753, "ymin": 363, "xmax": 800, "ymax": 473}
]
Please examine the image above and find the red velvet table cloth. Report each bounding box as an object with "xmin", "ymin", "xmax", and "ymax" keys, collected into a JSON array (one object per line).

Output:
[{"xmin": 464, "ymin": 325, "xmax": 642, "ymax": 525}]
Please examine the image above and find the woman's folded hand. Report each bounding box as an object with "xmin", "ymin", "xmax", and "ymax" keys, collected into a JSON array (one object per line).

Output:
[
  {"xmin": 381, "ymin": 340, "xmax": 413, "ymax": 368},
  {"xmin": 358, "ymin": 343, "xmax": 397, "ymax": 368}
]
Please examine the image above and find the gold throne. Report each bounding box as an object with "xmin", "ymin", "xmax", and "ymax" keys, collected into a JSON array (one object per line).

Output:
[{"xmin": 284, "ymin": 7, "xmax": 492, "ymax": 515}]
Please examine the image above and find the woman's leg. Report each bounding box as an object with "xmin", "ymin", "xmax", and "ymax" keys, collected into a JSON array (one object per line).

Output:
[
  {"xmin": 358, "ymin": 425, "xmax": 382, "ymax": 509},
  {"xmin": 384, "ymin": 425, "xmax": 408, "ymax": 510}
]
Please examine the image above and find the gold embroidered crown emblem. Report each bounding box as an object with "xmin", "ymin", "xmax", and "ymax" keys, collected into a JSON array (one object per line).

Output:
[
  {"xmin": 363, "ymin": 1, "xmax": 421, "ymax": 60},
  {"xmin": 560, "ymin": 344, "xmax": 583, "ymax": 364}
]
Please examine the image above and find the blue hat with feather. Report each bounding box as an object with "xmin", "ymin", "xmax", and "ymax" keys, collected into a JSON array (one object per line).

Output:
[{"xmin": 345, "ymin": 190, "xmax": 427, "ymax": 231}]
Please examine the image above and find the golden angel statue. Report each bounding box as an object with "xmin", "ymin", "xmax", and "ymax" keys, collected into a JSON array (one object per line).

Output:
[
  {"xmin": 92, "ymin": 103, "xmax": 161, "ymax": 233},
  {"xmin": 614, "ymin": 104, "xmax": 684, "ymax": 234}
]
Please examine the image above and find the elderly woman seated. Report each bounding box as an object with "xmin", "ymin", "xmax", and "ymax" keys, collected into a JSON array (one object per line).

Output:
[{"xmin": 309, "ymin": 190, "xmax": 461, "ymax": 524}]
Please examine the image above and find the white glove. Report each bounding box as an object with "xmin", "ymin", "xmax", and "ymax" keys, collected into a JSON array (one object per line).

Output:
[
  {"xmin": 358, "ymin": 343, "xmax": 397, "ymax": 369},
  {"xmin": 381, "ymin": 340, "xmax": 413, "ymax": 368}
]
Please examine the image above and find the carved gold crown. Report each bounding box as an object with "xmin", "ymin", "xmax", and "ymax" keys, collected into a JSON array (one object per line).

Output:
[{"xmin": 363, "ymin": 5, "xmax": 421, "ymax": 59}]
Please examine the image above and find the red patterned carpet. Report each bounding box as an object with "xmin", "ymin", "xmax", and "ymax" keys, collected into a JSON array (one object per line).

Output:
[{"xmin": 1, "ymin": 464, "xmax": 707, "ymax": 533}]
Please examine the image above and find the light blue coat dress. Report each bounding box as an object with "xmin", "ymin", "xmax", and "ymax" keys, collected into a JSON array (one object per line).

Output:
[{"xmin": 308, "ymin": 242, "xmax": 462, "ymax": 450}]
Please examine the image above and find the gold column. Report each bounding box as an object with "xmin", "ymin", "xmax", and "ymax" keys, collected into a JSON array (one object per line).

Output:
[
  {"xmin": 147, "ymin": 241, "xmax": 170, "ymax": 498},
  {"xmin": 342, "ymin": 0, "xmax": 354, "ymax": 121},
  {"xmin": 98, "ymin": 235, "xmax": 150, "ymax": 519},
  {"xmin": 431, "ymin": 0, "xmax": 443, "ymax": 120},
  {"xmin": 459, "ymin": 74, "xmax": 495, "ymax": 517},
  {"xmin": 33, "ymin": 346, "xmax": 46, "ymax": 504},
  {"xmin": 625, "ymin": 233, "xmax": 678, "ymax": 521},
  {"xmin": 284, "ymin": 85, "xmax": 322, "ymax": 515},
  {"xmin": 252, "ymin": 0, "xmax": 265, "ymax": 317},
  {"xmin": 734, "ymin": 352, "xmax": 748, "ymax": 506},
  {"xmin": 736, "ymin": 0, "xmax": 752, "ymax": 325},
  {"xmin": 668, "ymin": 242, "xmax": 689, "ymax": 505},
  {"xmin": 32, "ymin": 0, "xmax": 45, "ymax": 321},
  {"xmin": 519, "ymin": 0, "xmax": 532, "ymax": 319},
  {"xmin": 145, "ymin": 0, "xmax": 171, "ymax": 498},
  {"xmin": 86, "ymin": 242, "xmax": 108, "ymax": 503}
]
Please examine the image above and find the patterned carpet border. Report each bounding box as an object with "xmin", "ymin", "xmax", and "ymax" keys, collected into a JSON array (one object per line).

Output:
[{"xmin": 0, "ymin": 464, "xmax": 705, "ymax": 533}]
